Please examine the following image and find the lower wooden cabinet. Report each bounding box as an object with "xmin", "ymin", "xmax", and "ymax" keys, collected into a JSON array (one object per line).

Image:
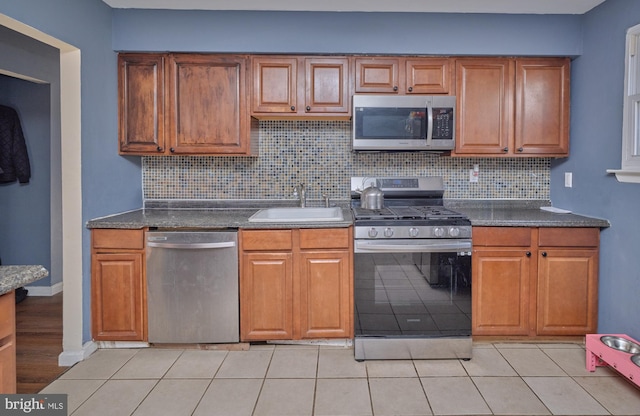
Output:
[
  {"xmin": 91, "ymin": 229, "xmax": 147, "ymax": 341},
  {"xmin": 472, "ymin": 227, "xmax": 599, "ymax": 337},
  {"xmin": 240, "ymin": 228, "xmax": 353, "ymax": 341},
  {"xmin": 0, "ymin": 291, "xmax": 16, "ymax": 393}
]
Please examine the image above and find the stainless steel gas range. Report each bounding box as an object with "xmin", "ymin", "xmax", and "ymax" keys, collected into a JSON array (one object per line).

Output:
[{"xmin": 351, "ymin": 176, "xmax": 473, "ymax": 360}]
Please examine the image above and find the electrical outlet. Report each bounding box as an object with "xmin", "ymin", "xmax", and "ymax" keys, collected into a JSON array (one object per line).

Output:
[
  {"xmin": 469, "ymin": 164, "xmax": 479, "ymax": 183},
  {"xmin": 565, "ymin": 172, "xmax": 572, "ymax": 188}
]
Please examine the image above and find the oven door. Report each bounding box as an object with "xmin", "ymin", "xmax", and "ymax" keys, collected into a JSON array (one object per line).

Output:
[{"xmin": 354, "ymin": 239, "xmax": 472, "ymax": 340}]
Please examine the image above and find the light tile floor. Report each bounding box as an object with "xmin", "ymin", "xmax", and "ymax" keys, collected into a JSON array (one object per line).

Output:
[{"xmin": 41, "ymin": 342, "xmax": 640, "ymax": 416}]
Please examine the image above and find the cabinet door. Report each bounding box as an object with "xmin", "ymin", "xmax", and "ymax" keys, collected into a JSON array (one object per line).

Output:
[
  {"xmin": 472, "ymin": 249, "xmax": 531, "ymax": 335},
  {"xmin": 91, "ymin": 252, "xmax": 145, "ymax": 341},
  {"xmin": 252, "ymin": 56, "xmax": 298, "ymax": 113},
  {"xmin": 455, "ymin": 59, "xmax": 514, "ymax": 155},
  {"xmin": 0, "ymin": 292, "xmax": 16, "ymax": 393},
  {"xmin": 299, "ymin": 251, "xmax": 352, "ymax": 339},
  {"xmin": 240, "ymin": 252, "xmax": 294, "ymax": 341},
  {"xmin": 405, "ymin": 58, "xmax": 453, "ymax": 94},
  {"xmin": 515, "ymin": 58, "xmax": 570, "ymax": 156},
  {"xmin": 167, "ymin": 54, "xmax": 249, "ymax": 154},
  {"xmin": 118, "ymin": 54, "xmax": 165, "ymax": 154},
  {"xmin": 536, "ymin": 248, "xmax": 598, "ymax": 335},
  {"xmin": 304, "ymin": 58, "xmax": 350, "ymax": 114},
  {"xmin": 354, "ymin": 57, "xmax": 400, "ymax": 93}
]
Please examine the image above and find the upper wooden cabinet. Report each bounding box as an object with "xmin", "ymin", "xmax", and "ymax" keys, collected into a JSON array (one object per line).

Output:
[
  {"xmin": 251, "ymin": 56, "xmax": 350, "ymax": 118},
  {"xmin": 118, "ymin": 53, "xmax": 165, "ymax": 154},
  {"xmin": 354, "ymin": 57, "xmax": 453, "ymax": 95},
  {"xmin": 118, "ymin": 53, "xmax": 256, "ymax": 156},
  {"xmin": 454, "ymin": 57, "xmax": 570, "ymax": 157}
]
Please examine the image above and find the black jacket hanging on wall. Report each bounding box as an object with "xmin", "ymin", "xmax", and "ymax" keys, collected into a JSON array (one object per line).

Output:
[{"xmin": 0, "ymin": 105, "xmax": 31, "ymax": 184}]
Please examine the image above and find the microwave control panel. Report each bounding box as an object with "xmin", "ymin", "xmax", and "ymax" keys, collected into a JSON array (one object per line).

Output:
[{"xmin": 432, "ymin": 108, "xmax": 454, "ymax": 139}]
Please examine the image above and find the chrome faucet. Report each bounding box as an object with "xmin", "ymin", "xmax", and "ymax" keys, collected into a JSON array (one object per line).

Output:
[{"xmin": 293, "ymin": 184, "xmax": 306, "ymax": 207}]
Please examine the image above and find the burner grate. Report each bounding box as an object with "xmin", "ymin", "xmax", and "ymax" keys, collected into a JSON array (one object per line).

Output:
[{"xmin": 353, "ymin": 205, "xmax": 467, "ymax": 222}]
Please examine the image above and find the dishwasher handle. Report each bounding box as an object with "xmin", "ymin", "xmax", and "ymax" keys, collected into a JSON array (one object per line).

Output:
[{"xmin": 147, "ymin": 241, "xmax": 236, "ymax": 250}]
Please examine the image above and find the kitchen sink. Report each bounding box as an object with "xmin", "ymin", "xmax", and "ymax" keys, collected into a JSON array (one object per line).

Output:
[{"xmin": 248, "ymin": 207, "xmax": 344, "ymax": 222}]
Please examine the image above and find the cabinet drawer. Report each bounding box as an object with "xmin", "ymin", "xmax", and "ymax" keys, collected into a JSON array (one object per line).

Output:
[
  {"xmin": 242, "ymin": 230, "xmax": 293, "ymax": 251},
  {"xmin": 92, "ymin": 229, "xmax": 144, "ymax": 250},
  {"xmin": 473, "ymin": 227, "xmax": 531, "ymax": 247},
  {"xmin": 299, "ymin": 228, "xmax": 350, "ymax": 249},
  {"xmin": 539, "ymin": 228, "xmax": 599, "ymax": 247}
]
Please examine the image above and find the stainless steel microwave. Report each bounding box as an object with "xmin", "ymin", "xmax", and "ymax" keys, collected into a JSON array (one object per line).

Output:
[{"xmin": 352, "ymin": 95, "xmax": 456, "ymax": 151}]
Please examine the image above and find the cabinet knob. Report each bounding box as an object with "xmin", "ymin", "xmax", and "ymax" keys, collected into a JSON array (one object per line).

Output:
[
  {"xmin": 526, "ymin": 251, "xmax": 531, "ymax": 257},
  {"xmin": 517, "ymin": 147, "xmax": 524, "ymax": 152},
  {"xmin": 503, "ymin": 147, "xmax": 509, "ymax": 152},
  {"xmin": 393, "ymin": 86, "xmax": 398, "ymax": 91},
  {"xmin": 408, "ymin": 86, "xmax": 413, "ymax": 92},
  {"xmin": 156, "ymin": 146, "xmax": 163, "ymax": 152},
  {"xmin": 542, "ymin": 252, "xmax": 547, "ymax": 257},
  {"xmin": 306, "ymin": 106, "xmax": 311, "ymax": 111},
  {"xmin": 169, "ymin": 147, "xmax": 175, "ymax": 153},
  {"xmin": 290, "ymin": 106, "xmax": 295, "ymax": 111}
]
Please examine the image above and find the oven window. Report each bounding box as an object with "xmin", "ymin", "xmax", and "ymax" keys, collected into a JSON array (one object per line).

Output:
[
  {"xmin": 354, "ymin": 252, "xmax": 471, "ymax": 337},
  {"xmin": 355, "ymin": 107, "xmax": 426, "ymax": 140}
]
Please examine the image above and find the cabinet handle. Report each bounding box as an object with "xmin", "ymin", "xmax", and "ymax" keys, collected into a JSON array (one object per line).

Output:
[
  {"xmin": 517, "ymin": 147, "xmax": 524, "ymax": 152},
  {"xmin": 393, "ymin": 86, "xmax": 398, "ymax": 91},
  {"xmin": 408, "ymin": 86, "xmax": 413, "ymax": 92},
  {"xmin": 306, "ymin": 106, "xmax": 311, "ymax": 111},
  {"xmin": 542, "ymin": 252, "xmax": 547, "ymax": 257},
  {"xmin": 503, "ymin": 147, "xmax": 509, "ymax": 152},
  {"xmin": 169, "ymin": 147, "xmax": 175, "ymax": 153},
  {"xmin": 526, "ymin": 251, "xmax": 531, "ymax": 257},
  {"xmin": 156, "ymin": 146, "xmax": 163, "ymax": 152},
  {"xmin": 290, "ymin": 106, "xmax": 295, "ymax": 111}
]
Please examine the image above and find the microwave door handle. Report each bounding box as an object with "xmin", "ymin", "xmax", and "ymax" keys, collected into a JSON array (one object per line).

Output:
[{"xmin": 425, "ymin": 106, "xmax": 433, "ymax": 146}]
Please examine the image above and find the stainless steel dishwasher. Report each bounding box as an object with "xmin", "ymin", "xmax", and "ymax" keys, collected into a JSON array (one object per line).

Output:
[{"xmin": 146, "ymin": 231, "xmax": 239, "ymax": 343}]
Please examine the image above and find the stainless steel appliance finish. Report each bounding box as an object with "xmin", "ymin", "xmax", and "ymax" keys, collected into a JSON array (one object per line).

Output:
[
  {"xmin": 351, "ymin": 176, "xmax": 472, "ymax": 360},
  {"xmin": 146, "ymin": 231, "xmax": 239, "ymax": 343},
  {"xmin": 352, "ymin": 95, "xmax": 456, "ymax": 151}
]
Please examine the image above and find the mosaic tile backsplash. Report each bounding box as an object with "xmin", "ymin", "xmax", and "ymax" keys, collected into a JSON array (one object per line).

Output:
[{"xmin": 142, "ymin": 121, "xmax": 550, "ymax": 201}]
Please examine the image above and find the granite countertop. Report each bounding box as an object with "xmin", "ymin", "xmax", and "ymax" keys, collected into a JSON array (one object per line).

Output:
[
  {"xmin": 87, "ymin": 201, "xmax": 355, "ymax": 230},
  {"xmin": 446, "ymin": 200, "xmax": 610, "ymax": 228},
  {"xmin": 0, "ymin": 265, "xmax": 49, "ymax": 296},
  {"xmin": 86, "ymin": 199, "xmax": 610, "ymax": 230}
]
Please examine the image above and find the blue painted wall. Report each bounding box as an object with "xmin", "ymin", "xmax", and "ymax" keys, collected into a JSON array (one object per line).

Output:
[
  {"xmin": 0, "ymin": 0, "xmax": 142, "ymax": 340},
  {"xmin": 0, "ymin": 24, "xmax": 59, "ymax": 287},
  {"xmin": 2, "ymin": 0, "xmax": 637, "ymax": 343},
  {"xmin": 551, "ymin": 0, "xmax": 640, "ymax": 339},
  {"xmin": 112, "ymin": 9, "xmax": 583, "ymax": 56},
  {"xmin": 0, "ymin": 76, "xmax": 51, "ymax": 284}
]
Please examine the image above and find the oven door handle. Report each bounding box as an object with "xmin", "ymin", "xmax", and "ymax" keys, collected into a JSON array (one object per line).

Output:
[{"xmin": 355, "ymin": 239, "xmax": 472, "ymax": 253}]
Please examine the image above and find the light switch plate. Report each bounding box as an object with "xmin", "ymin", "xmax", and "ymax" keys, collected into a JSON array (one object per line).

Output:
[{"xmin": 565, "ymin": 172, "xmax": 572, "ymax": 187}]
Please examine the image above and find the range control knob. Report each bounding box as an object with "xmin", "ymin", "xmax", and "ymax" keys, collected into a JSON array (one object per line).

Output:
[
  {"xmin": 449, "ymin": 227, "xmax": 461, "ymax": 237},
  {"xmin": 408, "ymin": 227, "xmax": 420, "ymax": 238},
  {"xmin": 433, "ymin": 227, "xmax": 445, "ymax": 237},
  {"xmin": 368, "ymin": 228, "xmax": 378, "ymax": 238},
  {"xmin": 384, "ymin": 227, "xmax": 395, "ymax": 238}
]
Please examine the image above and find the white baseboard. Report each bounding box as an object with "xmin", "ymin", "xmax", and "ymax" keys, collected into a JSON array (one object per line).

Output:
[
  {"xmin": 25, "ymin": 281, "xmax": 63, "ymax": 296},
  {"xmin": 58, "ymin": 340, "xmax": 98, "ymax": 367}
]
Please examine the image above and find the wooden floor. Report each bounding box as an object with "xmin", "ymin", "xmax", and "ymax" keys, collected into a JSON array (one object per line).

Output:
[{"xmin": 15, "ymin": 292, "xmax": 66, "ymax": 393}]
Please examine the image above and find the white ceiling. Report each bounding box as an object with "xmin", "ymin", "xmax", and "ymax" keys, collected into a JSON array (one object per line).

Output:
[{"xmin": 101, "ymin": 0, "xmax": 606, "ymax": 15}]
